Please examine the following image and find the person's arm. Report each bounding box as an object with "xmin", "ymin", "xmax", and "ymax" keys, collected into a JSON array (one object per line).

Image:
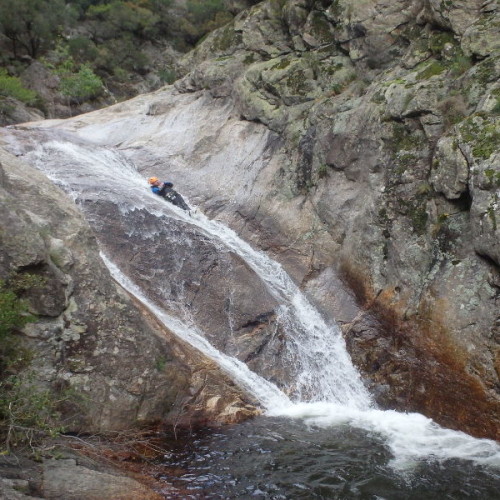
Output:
[
  {"xmin": 151, "ymin": 185, "xmax": 161, "ymax": 195},
  {"xmin": 158, "ymin": 183, "xmax": 169, "ymax": 196}
]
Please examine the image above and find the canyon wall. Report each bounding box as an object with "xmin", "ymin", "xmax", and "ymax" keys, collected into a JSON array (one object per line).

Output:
[{"xmin": 1, "ymin": 0, "xmax": 499, "ymax": 439}]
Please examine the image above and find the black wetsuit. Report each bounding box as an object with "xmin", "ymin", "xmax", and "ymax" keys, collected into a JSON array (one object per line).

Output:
[{"xmin": 157, "ymin": 184, "xmax": 190, "ymax": 211}]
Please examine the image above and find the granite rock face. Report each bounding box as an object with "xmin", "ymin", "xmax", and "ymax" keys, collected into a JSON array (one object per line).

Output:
[
  {"xmin": 1, "ymin": 0, "xmax": 499, "ymax": 440},
  {"xmin": 173, "ymin": 0, "xmax": 500, "ymax": 440}
]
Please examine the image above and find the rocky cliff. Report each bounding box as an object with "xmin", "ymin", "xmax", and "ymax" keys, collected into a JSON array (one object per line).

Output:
[
  {"xmin": 1, "ymin": 0, "xmax": 499, "ymax": 442},
  {"xmin": 170, "ymin": 0, "xmax": 500, "ymax": 440}
]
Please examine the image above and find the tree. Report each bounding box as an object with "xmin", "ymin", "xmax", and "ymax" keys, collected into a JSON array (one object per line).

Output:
[
  {"xmin": 0, "ymin": 0, "xmax": 71, "ymax": 58},
  {"xmin": 86, "ymin": 0, "xmax": 161, "ymax": 41}
]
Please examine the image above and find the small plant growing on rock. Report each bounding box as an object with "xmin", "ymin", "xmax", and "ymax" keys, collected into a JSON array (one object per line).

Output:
[
  {"xmin": 0, "ymin": 278, "xmax": 36, "ymax": 375},
  {"xmin": 0, "ymin": 373, "xmax": 66, "ymax": 453},
  {"xmin": 317, "ymin": 163, "xmax": 329, "ymax": 179},
  {"xmin": 0, "ymin": 69, "xmax": 37, "ymax": 105}
]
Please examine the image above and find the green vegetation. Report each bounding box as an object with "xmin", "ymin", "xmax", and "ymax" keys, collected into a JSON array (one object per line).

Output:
[
  {"xmin": 0, "ymin": 373, "xmax": 65, "ymax": 452},
  {"xmin": 459, "ymin": 115, "xmax": 500, "ymax": 160},
  {"xmin": 391, "ymin": 122, "xmax": 425, "ymax": 151},
  {"xmin": 449, "ymin": 53, "xmax": 472, "ymax": 77},
  {"xmin": 317, "ymin": 163, "xmax": 328, "ymax": 179},
  {"xmin": 484, "ymin": 168, "xmax": 500, "ymax": 187},
  {"xmin": 211, "ymin": 22, "xmax": 241, "ymax": 53},
  {"xmin": 399, "ymin": 198, "xmax": 429, "ymax": 235},
  {"xmin": 286, "ymin": 69, "xmax": 310, "ymax": 95},
  {"xmin": 272, "ymin": 59, "xmax": 292, "ymax": 71},
  {"xmin": 0, "ymin": 0, "xmax": 253, "ymax": 114},
  {"xmin": 415, "ymin": 60, "xmax": 446, "ymax": 81},
  {"xmin": 59, "ymin": 64, "xmax": 104, "ymax": 102},
  {"xmin": 0, "ymin": 278, "xmax": 36, "ymax": 375},
  {"xmin": 158, "ymin": 68, "xmax": 177, "ymax": 84},
  {"xmin": 0, "ymin": 0, "xmax": 70, "ymax": 58},
  {"xmin": 428, "ymin": 31, "xmax": 455, "ymax": 56},
  {"xmin": 308, "ymin": 11, "xmax": 333, "ymax": 44},
  {"xmin": 0, "ymin": 69, "xmax": 37, "ymax": 104},
  {"xmin": 154, "ymin": 355, "xmax": 167, "ymax": 371}
]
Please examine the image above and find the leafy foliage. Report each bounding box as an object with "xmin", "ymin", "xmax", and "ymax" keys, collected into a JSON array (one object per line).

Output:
[
  {"xmin": 0, "ymin": 0, "xmax": 245, "ymax": 111},
  {"xmin": 59, "ymin": 64, "xmax": 104, "ymax": 101},
  {"xmin": 0, "ymin": 279, "xmax": 34, "ymax": 340},
  {"xmin": 43, "ymin": 43, "xmax": 104, "ymax": 102},
  {"xmin": 187, "ymin": 0, "xmax": 225, "ymax": 24},
  {"xmin": 0, "ymin": 0, "xmax": 72, "ymax": 58},
  {"xmin": 86, "ymin": 0, "xmax": 161, "ymax": 40},
  {"xmin": 0, "ymin": 69, "xmax": 37, "ymax": 104},
  {"xmin": 0, "ymin": 276, "xmax": 42, "ymax": 376}
]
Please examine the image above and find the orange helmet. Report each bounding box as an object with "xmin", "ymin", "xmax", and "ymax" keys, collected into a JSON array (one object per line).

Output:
[{"xmin": 148, "ymin": 177, "xmax": 159, "ymax": 185}]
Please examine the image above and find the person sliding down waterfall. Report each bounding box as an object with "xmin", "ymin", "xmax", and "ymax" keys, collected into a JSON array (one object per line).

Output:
[{"xmin": 148, "ymin": 177, "xmax": 191, "ymax": 212}]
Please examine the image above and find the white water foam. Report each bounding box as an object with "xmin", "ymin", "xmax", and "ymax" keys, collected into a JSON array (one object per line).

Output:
[{"xmin": 268, "ymin": 402, "xmax": 500, "ymax": 470}]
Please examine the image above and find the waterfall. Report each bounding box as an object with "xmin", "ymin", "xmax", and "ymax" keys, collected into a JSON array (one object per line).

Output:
[
  {"xmin": 7, "ymin": 132, "xmax": 500, "ymax": 469},
  {"xmin": 101, "ymin": 254, "xmax": 291, "ymax": 410},
  {"xmin": 26, "ymin": 137, "xmax": 371, "ymax": 410},
  {"xmin": 174, "ymin": 211, "xmax": 372, "ymax": 408}
]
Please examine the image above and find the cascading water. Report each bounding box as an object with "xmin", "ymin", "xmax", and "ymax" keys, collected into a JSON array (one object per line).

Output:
[
  {"xmin": 23, "ymin": 137, "xmax": 371, "ymax": 409},
  {"xmin": 101, "ymin": 253, "xmax": 291, "ymax": 411},
  {"xmin": 3, "ymin": 129, "xmax": 500, "ymax": 493}
]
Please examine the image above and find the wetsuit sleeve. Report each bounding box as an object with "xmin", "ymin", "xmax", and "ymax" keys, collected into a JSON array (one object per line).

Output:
[
  {"xmin": 151, "ymin": 186, "xmax": 161, "ymax": 195},
  {"xmin": 157, "ymin": 184, "xmax": 168, "ymax": 196}
]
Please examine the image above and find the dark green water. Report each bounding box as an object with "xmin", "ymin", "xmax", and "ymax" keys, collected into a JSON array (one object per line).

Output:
[{"xmin": 157, "ymin": 416, "xmax": 500, "ymax": 499}]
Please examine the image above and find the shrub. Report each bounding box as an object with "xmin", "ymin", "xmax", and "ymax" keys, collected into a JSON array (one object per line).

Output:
[
  {"xmin": 0, "ymin": 69, "xmax": 37, "ymax": 104},
  {"xmin": 317, "ymin": 164, "xmax": 329, "ymax": 178},
  {"xmin": 0, "ymin": 276, "xmax": 41, "ymax": 376},
  {"xmin": 158, "ymin": 68, "xmax": 176, "ymax": 84},
  {"xmin": 0, "ymin": 279, "xmax": 34, "ymax": 338},
  {"xmin": 186, "ymin": 0, "xmax": 225, "ymax": 24},
  {"xmin": 0, "ymin": 373, "xmax": 65, "ymax": 452},
  {"xmin": 59, "ymin": 64, "xmax": 104, "ymax": 102},
  {"xmin": 94, "ymin": 38, "xmax": 149, "ymax": 74},
  {"xmin": 87, "ymin": 0, "xmax": 161, "ymax": 40},
  {"xmin": 68, "ymin": 36, "xmax": 99, "ymax": 63}
]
